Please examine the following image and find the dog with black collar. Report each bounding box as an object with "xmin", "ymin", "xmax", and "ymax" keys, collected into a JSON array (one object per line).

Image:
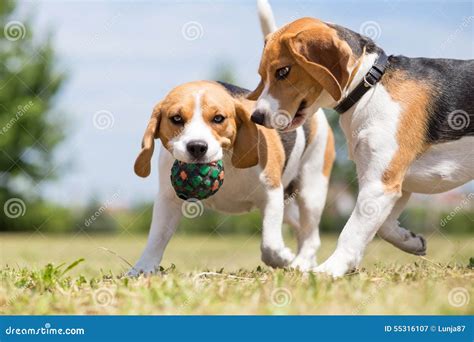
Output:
[{"xmin": 249, "ymin": 1, "xmax": 473, "ymax": 276}]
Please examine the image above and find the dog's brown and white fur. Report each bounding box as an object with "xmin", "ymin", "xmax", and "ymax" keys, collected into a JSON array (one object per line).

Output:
[
  {"xmin": 249, "ymin": 1, "xmax": 473, "ymax": 276},
  {"xmin": 128, "ymin": 80, "xmax": 335, "ymax": 275}
]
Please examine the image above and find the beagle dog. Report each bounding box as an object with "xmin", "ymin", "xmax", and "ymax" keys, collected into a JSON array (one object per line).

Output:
[
  {"xmin": 249, "ymin": 2, "xmax": 473, "ymax": 276},
  {"xmin": 128, "ymin": 80, "xmax": 335, "ymax": 275}
]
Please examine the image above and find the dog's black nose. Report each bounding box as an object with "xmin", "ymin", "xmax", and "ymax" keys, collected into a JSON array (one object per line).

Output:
[
  {"xmin": 251, "ymin": 110, "xmax": 266, "ymax": 125},
  {"xmin": 186, "ymin": 140, "xmax": 208, "ymax": 159}
]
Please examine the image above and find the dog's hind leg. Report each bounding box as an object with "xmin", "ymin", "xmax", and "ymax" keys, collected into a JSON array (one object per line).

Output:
[
  {"xmin": 289, "ymin": 116, "xmax": 334, "ymax": 271},
  {"xmin": 288, "ymin": 175, "xmax": 329, "ymax": 271},
  {"xmin": 377, "ymin": 191, "xmax": 427, "ymax": 255},
  {"xmin": 284, "ymin": 198, "xmax": 320, "ymax": 270},
  {"xmin": 283, "ymin": 199, "xmax": 300, "ymax": 229},
  {"xmin": 260, "ymin": 185, "xmax": 295, "ymax": 268}
]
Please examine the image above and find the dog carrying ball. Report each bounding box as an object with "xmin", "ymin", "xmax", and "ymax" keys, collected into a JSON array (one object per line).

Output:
[{"xmin": 170, "ymin": 160, "xmax": 224, "ymax": 200}]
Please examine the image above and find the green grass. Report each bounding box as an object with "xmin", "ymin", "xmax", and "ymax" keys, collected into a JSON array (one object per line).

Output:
[{"xmin": 0, "ymin": 233, "xmax": 472, "ymax": 315}]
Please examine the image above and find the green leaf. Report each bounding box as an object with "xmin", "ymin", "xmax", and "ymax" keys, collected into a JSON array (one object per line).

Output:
[{"xmin": 61, "ymin": 258, "xmax": 85, "ymax": 276}]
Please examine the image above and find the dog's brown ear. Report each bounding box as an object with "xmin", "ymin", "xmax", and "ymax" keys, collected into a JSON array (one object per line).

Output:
[
  {"xmin": 285, "ymin": 29, "xmax": 351, "ymax": 101},
  {"xmin": 134, "ymin": 102, "xmax": 162, "ymax": 178},
  {"xmin": 246, "ymin": 79, "xmax": 264, "ymax": 101},
  {"xmin": 232, "ymin": 101, "xmax": 259, "ymax": 168}
]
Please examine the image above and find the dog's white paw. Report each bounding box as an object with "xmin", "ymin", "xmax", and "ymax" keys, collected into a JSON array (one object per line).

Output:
[
  {"xmin": 261, "ymin": 246, "xmax": 295, "ymax": 268},
  {"xmin": 126, "ymin": 263, "xmax": 160, "ymax": 277},
  {"xmin": 289, "ymin": 256, "xmax": 317, "ymax": 272},
  {"xmin": 313, "ymin": 251, "xmax": 357, "ymax": 277},
  {"xmin": 126, "ymin": 268, "xmax": 141, "ymax": 278}
]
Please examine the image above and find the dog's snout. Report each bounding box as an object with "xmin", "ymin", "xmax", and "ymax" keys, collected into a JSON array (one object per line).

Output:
[
  {"xmin": 186, "ymin": 140, "xmax": 208, "ymax": 159},
  {"xmin": 251, "ymin": 110, "xmax": 266, "ymax": 125}
]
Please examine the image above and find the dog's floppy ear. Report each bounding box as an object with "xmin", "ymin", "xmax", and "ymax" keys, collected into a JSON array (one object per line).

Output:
[
  {"xmin": 232, "ymin": 101, "xmax": 259, "ymax": 168},
  {"xmin": 285, "ymin": 29, "xmax": 351, "ymax": 101},
  {"xmin": 134, "ymin": 102, "xmax": 162, "ymax": 178},
  {"xmin": 246, "ymin": 79, "xmax": 264, "ymax": 101}
]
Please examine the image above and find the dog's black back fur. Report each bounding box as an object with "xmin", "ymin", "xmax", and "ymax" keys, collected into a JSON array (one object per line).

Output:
[
  {"xmin": 216, "ymin": 81, "xmax": 250, "ymax": 97},
  {"xmin": 387, "ymin": 56, "xmax": 474, "ymax": 143}
]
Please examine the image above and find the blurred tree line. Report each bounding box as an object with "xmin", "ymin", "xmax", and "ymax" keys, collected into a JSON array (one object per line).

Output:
[
  {"xmin": 0, "ymin": 4, "xmax": 471, "ymax": 235},
  {"xmin": 0, "ymin": 0, "xmax": 71, "ymax": 232}
]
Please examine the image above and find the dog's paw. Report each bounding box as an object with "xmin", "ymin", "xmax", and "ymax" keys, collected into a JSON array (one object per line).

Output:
[
  {"xmin": 126, "ymin": 263, "xmax": 161, "ymax": 278},
  {"xmin": 405, "ymin": 232, "xmax": 427, "ymax": 256},
  {"xmin": 126, "ymin": 268, "xmax": 141, "ymax": 278},
  {"xmin": 391, "ymin": 230, "xmax": 427, "ymax": 256},
  {"xmin": 289, "ymin": 256, "xmax": 317, "ymax": 272},
  {"xmin": 261, "ymin": 246, "xmax": 295, "ymax": 268},
  {"xmin": 313, "ymin": 251, "xmax": 357, "ymax": 278}
]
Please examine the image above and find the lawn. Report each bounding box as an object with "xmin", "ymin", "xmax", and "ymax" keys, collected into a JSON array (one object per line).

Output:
[{"xmin": 0, "ymin": 232, "xmax": 472, "ymax": 315}]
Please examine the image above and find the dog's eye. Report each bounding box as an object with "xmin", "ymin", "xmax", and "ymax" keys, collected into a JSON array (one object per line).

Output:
[
  {"xmin": 170, "ymin": 114, "xmax": 184, "ymax": 125},
  {"xmin": 212, "ymin": 114, "xmax": 225, "ymax": 124},
  {"xmin": 275, "ymin": 66, "xmax": 291, "ymax": 80}
]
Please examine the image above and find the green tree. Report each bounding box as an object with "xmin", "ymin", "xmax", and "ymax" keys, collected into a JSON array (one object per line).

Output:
[
  {"xmin": 211, "ymin": 60, "xmax": 237, "ymax": 84},
  {"xmin": 0, "ymin": 1, "xmax": 67, "ymax": 230}
]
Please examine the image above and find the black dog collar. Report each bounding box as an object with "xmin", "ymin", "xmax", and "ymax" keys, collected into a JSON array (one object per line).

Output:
[{"xmin": 334, "ymin": 51, "xmax": 389, "ymax": 114}]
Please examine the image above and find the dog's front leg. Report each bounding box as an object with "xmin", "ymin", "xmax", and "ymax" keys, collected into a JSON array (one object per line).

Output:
[
  {"xmin": 260, "ymin": 185, "xmax": 295, "ymax": 268},
  {"xmin": 128, "ymin": 191, "xmax": 182, "ymax": 276}
]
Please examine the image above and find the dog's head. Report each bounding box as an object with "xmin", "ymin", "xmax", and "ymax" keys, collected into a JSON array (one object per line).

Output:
[
  {"xmin": 134, "ymin": 81, "xmax": 259, "ymax": 177},
  {"xmin": 248, "ymin": 17, "xmax": 354, "ymax": 131}
]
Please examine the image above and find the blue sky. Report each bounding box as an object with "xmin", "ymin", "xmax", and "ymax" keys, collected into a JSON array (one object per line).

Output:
[{"xmin": 17, "ymin": 0, "xmax": 473, "ymax": 206}]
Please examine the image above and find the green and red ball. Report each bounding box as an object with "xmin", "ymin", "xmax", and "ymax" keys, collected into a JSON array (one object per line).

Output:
[{"xmin": 170, "ymin": 160, "xmax": 224, "ymax": 200}]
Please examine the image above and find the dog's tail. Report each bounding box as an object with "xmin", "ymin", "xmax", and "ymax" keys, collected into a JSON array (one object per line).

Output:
[{"xmin": 257, "ymin": 0, "xmax": 277, "ymax": 37}]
